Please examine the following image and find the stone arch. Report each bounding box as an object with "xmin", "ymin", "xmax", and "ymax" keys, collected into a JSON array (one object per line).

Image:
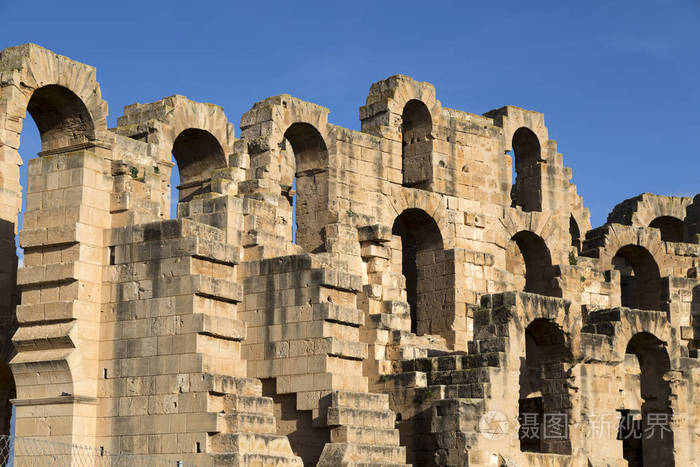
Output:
[
  {"xmin": 499, "ymin": 210, "xmax": 565, "ymax": 258},
  {"xmin": 361, "ymin": 75, "xmax": 441, "ymax": 135},
  {"xmin": 15, "ymin": 85, "xmax": 96, "ymax": 233},
  {"xmin": 612, "ymin": 245, "xmax": 663, "ymax": 311},
  {"xmin": 391, "ymin": 208, "xmax": 444, "ymax": 334},
  {"xmin": 116, "ymin": 95, "xmax": 233, "ymax": 158},
  {"xmin": 241, "ymin": 94, "xmax": 330, "ymax": 150},
  {"xmin": 485, "ymin": 106, "xmax": 549, "ymax": 156},
  {"xmin": 386, "ymin": 185, "xmax": 452, "ymax": 248},
  {"xmin": 619, "ymin": 331, "xmax": 674, "ymax": 466},
  {"xmin": 511, "ymin": 293, "xmax": 575, "ymax": 335},
  {"xmin": 26, "ymin": 84, "xmax": 95, "ymax": 151},
  {"xmin": 510, "ymin": 127, "xmax": 542, "ymax": 212},
  {"xmin": 607, "ymin": 193, "xmax": 692, "ymax": 232},
  {"xmin": 483, "ymin": 106, "xmax": 550, "ymax": 210},
  {"xmin": 585, "ymin": 224, "xmax": 672, "ymax": 277},
  {"xmin": 239, "ymin": 95, "xmax": 332, "ymax": 251},
  {"xmin": 360, "ymin": 76, "xmax": 441, "ymax": 188},
  {"xmin": 512, "ymin": 128, "xmax": 540, "ymax": 165},
  {"xmin": 612, "ymin": 308, "xmax": 673, "ymax": 361},
  {"xmin": 0, "ymin": 46, "xmax": 105, "ymax": 437},
  {"xmin": 362, "ymin": 77, "xmax": 440, "ymax": 190},
  {"xmin": 401, "ymin": 99, "xmax": 433, "ymax": 189},
  {"xmin": 518, "ymin": 318, "xmax": 573, "ymax": 454},
  {"xmin": 569, "ymin": 209, "xmax": 591, "ymax": 250},
  {"xmin": 281, "ymin": 122, "xmax": 330, "ymax": 253},
  {"xmin": 0, "ymin": 43, "xmax": 108, "ymax": 224},
  {"xmin": 171, "ymin": 128, "xmax": 227, "ymax": 204},
  {"xmin": 507, "ymin": 230, "xmax": 562, "ymax": 297},
  {"xmin": 115, "ymin": 95, "xmax": 234, "ymax": 217},
  {"xmin": 239, "ymin": 95, "xmax": 330, "ymax": 183},
  {"xmin": 649, "ymin": 216, "xmax": 684, "ymax": 243}
]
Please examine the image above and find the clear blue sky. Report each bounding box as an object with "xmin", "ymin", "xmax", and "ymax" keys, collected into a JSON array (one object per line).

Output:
[{"xmin": 1, "ymin": 0, "xmax": 698, "ymax": 241}]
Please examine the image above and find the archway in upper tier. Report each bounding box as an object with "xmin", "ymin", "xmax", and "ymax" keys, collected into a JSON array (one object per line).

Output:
[
  {"xmin": 391, "ymin": 208, "xmax": 444, "ymax": 334},
  {"xmin": 612, "ymin": 245, "xmax": 663, "ymax": 311}
]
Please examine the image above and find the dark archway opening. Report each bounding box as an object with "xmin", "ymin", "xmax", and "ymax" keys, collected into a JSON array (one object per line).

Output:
[
  {"xmin": 282, "ymin": 123, "xmax": 329, "ymax": 253},
  {"xmin": 170, "ymin": 128, "xmax": 226, "ymax": 216},
  {"xmin": 519, "ymin": 319, "xmax": 572, "ymax": 454},
  {"xmin": 391, "ymin": 209, "xmax": 444, "ymax": 334},
  {"xmin": 569, "ymin": 215, "xmax": 581, "ymax": 254},
  {"xmin": 511, "ymin": 127, "xmax": 542, "ymax": 212},
  {"xmin": 20, "ymin": 85, "xmax": 93, "ymax": 243},
  {"xmin": 507, "ymin": 231, "xmax": 561, "ymax": 297},
  {"xmin": 27, "ymin": 84, "xmax": 95, "ymax": 152},
  {"xmin": 691, "ymin": 285, "xmax": 700, "ymax": 358},
  {"xmin": 401, "ymin": 100, "xmax": 432, "ymax": 189},
  {"xmin": 619, "ymin": 333, "xmax": 674, "ymax": 467},
  {"xmin": 688, "ymin": 285, "xmax": 700, "ymax": 358},
  {"xmin": 649, "ymin": 216, "xmax": 683, "ymax": 243},
  {"xmin": 612, "ymin": 246, "xmax": 663, "ymax": 311},
  {"xmin": 0, "ymin": 363, "xmax": 15, "ymax": 437}
]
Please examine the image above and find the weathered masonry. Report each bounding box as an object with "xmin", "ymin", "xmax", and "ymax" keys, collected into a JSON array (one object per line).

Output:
[{"xmin": 0, "ymin": 44, "xmax": 698, "ymax": 466}]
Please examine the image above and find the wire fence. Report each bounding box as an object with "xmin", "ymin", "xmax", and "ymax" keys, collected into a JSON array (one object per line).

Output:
[{"xmin": 0, "ymin": 435, "xmax": 196, "ymax": 466}]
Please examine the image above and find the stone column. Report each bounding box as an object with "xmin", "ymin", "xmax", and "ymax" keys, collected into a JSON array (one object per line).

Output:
[{"xmin": 12, "ymin": 142, "xmax": 112, "ymax": 450}]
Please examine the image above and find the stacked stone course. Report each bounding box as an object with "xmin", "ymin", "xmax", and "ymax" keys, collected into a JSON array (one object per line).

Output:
[{"xmin": 0, "ymin": 44, "xmax": 698, "ymax": 466}]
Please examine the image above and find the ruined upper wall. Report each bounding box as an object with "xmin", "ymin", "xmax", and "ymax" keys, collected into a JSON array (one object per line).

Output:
[
  {"xmin": 2, "ymin": 44, "xmax": 698, "ymax": 327},
  {"xmin": 0, "ymin": 43, "xmax": 699, "ymax": 467},
  {"xmin": 606, "ymin": 193, "xmax": 695, "ymax": 241}
]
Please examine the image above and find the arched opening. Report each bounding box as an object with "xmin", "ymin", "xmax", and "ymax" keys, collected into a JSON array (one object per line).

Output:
[
  {"xmin": 511, "ymin": 127, "xmax": 542, "ymax": 212},
  {"xmin": 401, "ymin": 99, "xmax": 432, "ymax": 189},
  {"xmin": 8, "ymin": 85, "xmax": 92, "ymax": 439},
  {"xmin": 19, "ymin": 85, "xmax": 93, "ymax": 260},
  {"xmin": 518, "ymin": 319, "xmax": 572, "ymax": 454},
  {"xmin": 391, "ymin": 209, "xmax": 444, "ymax": 334},
  {"xmin": 21, "ymin": 85, "xmax": 94, "ymax": 235},
  {"xmin": 282, "ymin": 123, "xmax": 329, "ymax": 253},
  {"xmin": 691, "ymin": 285, "xmax": 700, "ymax": 358},
  {"xmin": 0, "ymin": 363, "xmax": 15, "ymax": 437},
  {"xmin": 618, "ymin": 333, "xmax": 674, "ymax": 466},
  {"xmin": 612, "ymin": 245, "xmax": 663, "ymax": 311},
  {"xmin": 506, "ymin": 231, "xmax": 561, "ymax": 297},
  {"xmin": 27, "ymin": 85, "xmax": 95, "ymax": 152},
  {"xmin": 170, "ymin": 129, "xmax": 226, "ymax": 216},
  {"xmin": 569, "ymin": 215, "xmax": 581, "ymax": 254},
  {"xmin": 649, "ymin": 216, "xmax": 684, "ymax": 243}
]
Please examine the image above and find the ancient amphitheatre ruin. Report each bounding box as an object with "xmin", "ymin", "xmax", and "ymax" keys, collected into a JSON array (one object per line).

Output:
[{"xmin": 0, "ymin": 43, "xmax": 697, "ymax": 466}]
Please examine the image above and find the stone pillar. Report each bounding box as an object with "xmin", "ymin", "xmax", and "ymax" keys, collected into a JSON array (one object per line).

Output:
[
  {"xmin": 0, "ymin": 84, "xmax": 25, "ymax": 434},
  {"xmin": 12, "ymin": 143, "xmax": 112, "ymax": 449}
]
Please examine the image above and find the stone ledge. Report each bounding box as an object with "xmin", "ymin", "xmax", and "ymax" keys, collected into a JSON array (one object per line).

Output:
[
  {"xmin": 189, "ymin": 313, "xmax": 246, "ymax": 342},
  {"xmin": 12, "ymin": 321, "xmax": 76, "ymax": 351},
  {"xmin": 11, "ymin": 395, "xmax": 98, "ymax": 406},
  {"xmin": 313, "ymin": 303, "xmax": 364, "ymax": 327}
]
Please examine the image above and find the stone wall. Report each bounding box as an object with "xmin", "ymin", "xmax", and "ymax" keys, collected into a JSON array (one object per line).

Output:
[{"xmin": 0, "ymin": 43, "xmax": 697, "ymax": 466}]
